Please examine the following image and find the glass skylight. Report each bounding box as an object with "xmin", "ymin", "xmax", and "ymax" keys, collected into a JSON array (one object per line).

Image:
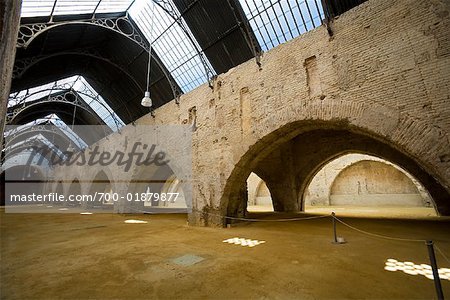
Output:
[
  {"xmin": 20, "ymin": 0, "xmax": 215, "ymax": 94},
  {"xmin": 5, "ymin": 113, "xmax": 88, "ymax": 151},
  {"xmin": 129, "ymin": 0, "xmax": 214, "ymax": 92},
  {"xmin": 8, "ymin": 75, "xmax": 124, "ymax": 131},
  {"xmin": 21, "ymin": 0, "xmax": 56, "ymax": 18},
  {"xmin": 71, "ymin": 76, "xmax": 124, "ymax": 131},
  {"xmin": 21, "ymin": 0, "xmax": 135, "ymax": 18},
  {"xmin": 8, "ymin": 76, "xmax": 76, "ymax": 107},
  {"xmin": 239, "ymin": 0, "xmax": 324, "ymax": 51},
  {"xmin": 96, "ymin": 0, "xmax": 134, "ymax": 14}
]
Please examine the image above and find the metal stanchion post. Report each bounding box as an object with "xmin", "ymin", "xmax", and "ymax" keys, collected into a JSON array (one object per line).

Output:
[
  {"xmin": 426, "ymin": 240, "xmax": 444, "ymax": 300},
  {"xmin": 332, "ymin": 212, "xmax": 338, "ymax": 243}
]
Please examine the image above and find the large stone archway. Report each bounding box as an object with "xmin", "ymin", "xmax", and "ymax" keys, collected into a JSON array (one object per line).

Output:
[{"xmin": 218, "ymin": 120, "xmax": 449, "ymax": 226}]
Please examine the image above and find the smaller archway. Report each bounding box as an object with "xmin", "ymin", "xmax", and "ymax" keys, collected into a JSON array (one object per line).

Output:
[
  {"xmin": 246, "ymin": 173, "xmax": 274, "ymax": 212},
  {"xmin": 155, "ymin": 174, "xmax": 188, "ymax": 212},
  {"xmin": 128, "ymin": 164, "xmax": 189, "ymax": 214},
  {"xmin": 87, "ymin": 170, "xmax": 114, "ymax": 210},
  {"xmin": 304, "ymin": 154, "xmax": 437, "ymax": 218},
  {"xmin": 67, "ymin": 179, "xmax": 82, "ymax": 207},
  {"xmin": 52, "ymin": 181, "xmax": 64, "ymax": 206}
]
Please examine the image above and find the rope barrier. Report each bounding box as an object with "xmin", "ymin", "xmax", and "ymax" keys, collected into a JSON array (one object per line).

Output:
[
  {"xmin": 435, "ymin": 244, "xmax": 450, "ymax": 264},
  {"xmin": 331, "ymin": 215, "xmax": 427, "ymax": 243},
  {"xmin": 193, "ymin": 210, "xmax": 331, "ymax": 222}
]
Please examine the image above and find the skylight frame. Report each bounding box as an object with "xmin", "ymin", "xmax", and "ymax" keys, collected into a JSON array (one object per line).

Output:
[
  {"xmin": 128, "ymin": 0, "xmax": 215, "ymax": 93},
  {"xmin": 239, "ymin": 0, "xmax": 324, "ymax": 52},
  {"xmin": 7, "ymin": 75, "xmax": 125, "ymax": 132},
  {"xmin": 20, "ymin": 0, "xmax": 135, "ymax": 19}
]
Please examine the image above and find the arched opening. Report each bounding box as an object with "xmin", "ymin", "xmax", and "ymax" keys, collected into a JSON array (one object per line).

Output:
[
  {"xmin": 304, "ymin": 154, "xmax": 437, "ymax": 218},
  {"xmin": 67, "ymin": 179, "xmax": 81, "ymax": 207},
  {"xmin": 127, "ymin": 164, "xmax": 189, "ymax": 214},
  {"xmin": 220, "ymin": 122, "xmax": 449, "ymax": 226},
  {"xmin": 156, "ymin": 174, "xmax": 188, "ymax": 212},
  {"xmin": 246, "ymin": 173, "xmax": 274, "ymax": 212},
  {"xmin": 55, "ymin": 181, "xmax": 64, "ymax": 195},
  {"xmin": 87, "ymin": 170, "xmax": 114, "ymax": 210}
]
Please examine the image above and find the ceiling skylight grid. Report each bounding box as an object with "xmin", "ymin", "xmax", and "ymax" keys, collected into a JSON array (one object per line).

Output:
[
  {"xmin": 20, "ymin": 0, "xmax": 217, "ymax": 94},
  {"xmin": 72, "ymin": 76, "xmax": 124, "ymax": 131},
  {"xmin": 8, "ymin": 75, "xmax": 124, "ymax": 131},
  {"xmin": 129, "ymin": 0, "xmax": 215, "ymax": 93},
  {"xmin": 21, "ymin": 0, "xmax": 135, "ymax": 18},
  {"xmin": 95, "ymin": 0, "xmax": 134, "ymax": 14},
  {"xmin": 52, "ymin": 0, "xmax": 99, "ymax": 16},
  {"xmin": 21, "ymin": 0, "xmax": 55, "ymax": 17},
  {"xmin": 239, "ymin": 0, "xmax": 324, "ymax": 51},
  {"xmin": 8, "ymin": 76, "xmax": 77, "ymax": 107}
]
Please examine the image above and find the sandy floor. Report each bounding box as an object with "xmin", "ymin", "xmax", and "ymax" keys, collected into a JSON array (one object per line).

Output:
[{"xmin": 1, "ymin": 209, "xmax": 449, "ymax": 299}]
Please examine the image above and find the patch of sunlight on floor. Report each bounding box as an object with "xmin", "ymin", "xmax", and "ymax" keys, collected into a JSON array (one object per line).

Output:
[
  {"xmin": 124, "ymin": 220, "xmax": 148, "ymax": 224},
  {"xmin": 222, "ymin": 237, "xmax": 266, "ymax": 248},
  {"xmin": 384, "ymin": 259, "xmax": 450, "ymax": 281}
]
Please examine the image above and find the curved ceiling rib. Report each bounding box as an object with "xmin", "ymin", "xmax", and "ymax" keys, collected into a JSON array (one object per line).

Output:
[{"xmin": 8, "ymin": 75, "xmax": 124, "ymax": 131}]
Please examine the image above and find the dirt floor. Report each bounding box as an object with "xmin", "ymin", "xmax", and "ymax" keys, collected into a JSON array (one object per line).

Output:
[{"xmin": 1, "ymin": 209, "xmax": 449, "ymax": 299}]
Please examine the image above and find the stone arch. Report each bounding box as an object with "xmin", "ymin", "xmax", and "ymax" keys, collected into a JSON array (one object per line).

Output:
[
  {"xmin": 219, "ymin": 119, "xmax": 450, "ymax": 226},
  {"xmin": 254, "ymin": 181, "xmax": 271, "ymax": 206},
  {"xmin": 329, "ymin": 160, "xmax": 428, "ymax": 207},
  {"xmin": 246, "ymin": 172, "xmax": 273, "ymax": 209},
  {"xmin": 87, "ymin": 169, "xmax": 115, "ymax": 207},
  {"xmin": 54, "ymin": 180, "xmax": 64, "ymax": 194},
  {"xmin": 125, "ymin": 160, "xmax": 190, "ymax": 213},
  {"xmin": 158, "ymin": 174, "xmax": 188, "ymax": 210},
  {"xmin": 67, "ymin": 178, "xmax": 82, "ymax": 206},
  {"xmin": 303, "ymin": 153, "xmax": 434, "ymax": 208}
]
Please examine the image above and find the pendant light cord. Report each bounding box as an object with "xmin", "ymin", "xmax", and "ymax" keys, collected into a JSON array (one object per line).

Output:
[{"xmin": 146, "ymin": 1, "xmax": 156, "ymax": 94}]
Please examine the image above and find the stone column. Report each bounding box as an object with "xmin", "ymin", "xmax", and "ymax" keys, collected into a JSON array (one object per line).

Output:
[
  {"xmin": 254, "ymin": 142, "xmax": 300, "ymax": 212},
  {"xmin": 113, "ymin": 183, "xmax": 145, "ymax": 214},
  {"xmin": 0, "ymin": 0, "xmax": 21, "ymax": 147}
]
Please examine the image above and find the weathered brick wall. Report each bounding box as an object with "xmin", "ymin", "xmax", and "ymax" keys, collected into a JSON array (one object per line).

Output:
[{"xmin": 52, "ymin": 0, "xmax": 450, "ymax": 225}]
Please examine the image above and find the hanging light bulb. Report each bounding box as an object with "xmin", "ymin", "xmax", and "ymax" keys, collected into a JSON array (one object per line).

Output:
[
  {"xmin": 141, "ymin": 2, "xmax": 156, "ymax": 108},
  {"xmin": 141, "ymin": 91, "xmax": 152, "ymax": 107}
]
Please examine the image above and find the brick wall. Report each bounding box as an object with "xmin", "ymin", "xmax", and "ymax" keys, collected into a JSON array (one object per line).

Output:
[{"xmin": 52, "ymin": 0, "xmax": 450, "ymax": 225}]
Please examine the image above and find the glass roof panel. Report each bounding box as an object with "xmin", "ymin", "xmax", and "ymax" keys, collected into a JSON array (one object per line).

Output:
[
  {"xmin": 52, "ymin": 0, "xmax": 99, "ymax": 16},
  {"xmin": 96, "ymin": 0, "xmax": 134, "ymax": 13},
  {"xmin": 239, "ymin": 0, "xmax": 324, "ymax": 51},
  {"xmin": 3, "ymin": 113, "xmax": 87, "ymax": 162},
  {"xmin": 129, "ymin": 0, "xmax": 214, "ymax": 93},
  {"xmin": 21, "ymin": 0, "xmax": 214, "ymax": 93},
  {"xmin": 8, "ymin": 76, "xmax": 78, "ymax": 107},
  {"xmin": 21, "ymin": 0, "xmax": 135, "ymax": 18},
  {"xmin": 72, "ymin": 76, "xmax": 124, "ymax": 131},
  {"xmin": 21, "ymin": 0, "xmax": 55, "ymax": 18},
  {"xmin": 8, "ymin": 75, "xmax": 124, "ymax": 131}
]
